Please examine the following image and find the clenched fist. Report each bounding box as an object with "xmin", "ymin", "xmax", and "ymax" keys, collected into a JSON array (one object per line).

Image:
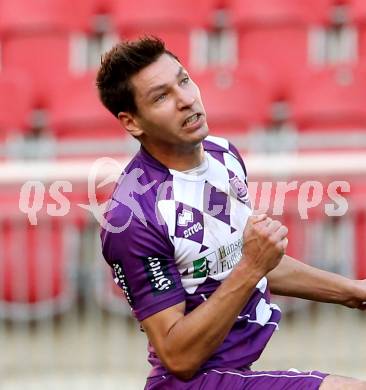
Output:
[{"xmin": 242, "ymin": 214, "xmax": 288, "ymax": 277}]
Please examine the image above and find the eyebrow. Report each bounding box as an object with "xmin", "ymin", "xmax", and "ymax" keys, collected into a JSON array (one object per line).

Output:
[{"xmin": 145, "ymin": 66, "xmax": 186, "ymax": 100}]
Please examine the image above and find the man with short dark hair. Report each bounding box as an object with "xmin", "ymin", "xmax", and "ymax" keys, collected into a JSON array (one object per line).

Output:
[{"xmin": 98, "ymin": 37, "xmax": 366, "ymax": 389}]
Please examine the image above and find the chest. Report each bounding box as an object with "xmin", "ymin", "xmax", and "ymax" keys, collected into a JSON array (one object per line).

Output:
[{"xmin": 157, "ymin": 153, "xmax": 252, "ymax": 294}]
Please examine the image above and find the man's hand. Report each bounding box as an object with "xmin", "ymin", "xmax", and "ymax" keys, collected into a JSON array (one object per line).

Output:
[
  {"xmin": 141, "ymin": 213, "xmax": 288, "ymax": 381},
  {"xmin": 242, "ymin": 214, "xmax": 288, "ymax": 276},
  {"xmin": 342, "ymin": 279, "xmax": 366, "ymax": 310}
]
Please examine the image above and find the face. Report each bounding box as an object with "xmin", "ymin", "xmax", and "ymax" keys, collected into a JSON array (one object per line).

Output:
[{"xmin": 120, "ymin": 54, "xmax": 208, "ymax": 152}]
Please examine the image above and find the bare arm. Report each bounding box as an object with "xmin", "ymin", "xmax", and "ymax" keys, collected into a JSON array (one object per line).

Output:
[
  {"xmin": 142, "ymin": 215, "xmax": 288, "ymax": 380},
  {"xmin": 267, "ymin": 254, "xmax": 366, "ymax": 309},
  {"xmin": 142, "ymin": 261, "xmax": 262, "ymax": 380}
]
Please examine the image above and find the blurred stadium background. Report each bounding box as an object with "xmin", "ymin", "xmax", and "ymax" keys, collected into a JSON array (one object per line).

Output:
[{"xmin": 1, "ymin": 0, "xmax": 366, "ymax": 388}]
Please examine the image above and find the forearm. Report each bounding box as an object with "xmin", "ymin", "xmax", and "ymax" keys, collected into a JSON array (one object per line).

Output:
[
  {"xmin": 142, "ymin": 214, "xmax": 288, "ymax": 380},
  {"xmin": 163, "ymin": 262, "xmax": 262, "ymax": 378},
  {"xmin": 267, "ymin": 254, "xmax": 353, "ymax": 305}
]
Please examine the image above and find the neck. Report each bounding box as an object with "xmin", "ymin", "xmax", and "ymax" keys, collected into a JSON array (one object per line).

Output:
[{"xmin": 142, "ymin": 142, "xmax": 204, "ymax": 171}]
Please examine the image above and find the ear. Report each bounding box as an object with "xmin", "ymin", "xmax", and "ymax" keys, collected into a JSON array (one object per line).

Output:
[{"xmin": 118, "ymin": 112, "xmax": 144, "ymax": 137}]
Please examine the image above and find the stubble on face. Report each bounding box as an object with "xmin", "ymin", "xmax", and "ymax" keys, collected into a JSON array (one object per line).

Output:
[{"xmin": 130, "ymin": 54, "xmax": 209, "ymax": 154}]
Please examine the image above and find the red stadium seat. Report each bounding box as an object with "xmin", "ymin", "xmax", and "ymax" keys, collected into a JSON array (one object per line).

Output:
[
  {"xmin": 349, "ymin": 0, "xmax": 366, "ymax": 24},
  {"xmin": 192, "ymin": 64, "xmax": 272, "ymax": 135},
  {"xmin": 111, "ymin": 0, "xmax": 217, "ymax": 66},
  {"xmin": 0, "ymin": 182, "xmax": 91, "ymax": 320},
  {"xmin": 0, "ymin": 0, "xmax": 97, "ymax": 106},
  {"xmin": 229, "ymin": 0, "xmax": 332, "ymax": 97},
  {"xmin": 349, "ymin": 0, "xmax": 366, "ymax": 63},
  {"xmin": 111, "ymin": 0, "xmax": 216, "ymax": 30},
  {"xmin": 0, "ymin": 70, "xmax": 34, "ymax": 140},
  {"xmin": 1, "ymin": 35, "xmax": 73, "ymax": 107},
  {"xmin": 49, "ymin": 72, "xmax": 122, "ymax": 140},
  {"xmin": 0, "ymin": 217, "xmax": 78, "ymax": 320},
  {"xmin": 290, "ymin": 65, "xmax": 366, "ymax": 131},
  {"xmin": 0, "ymin": 0, "xmax": 94, "ymax": 33},
  {"xmin": 229, "ymin": 0, "xmax": 332, "ymax": 25}
]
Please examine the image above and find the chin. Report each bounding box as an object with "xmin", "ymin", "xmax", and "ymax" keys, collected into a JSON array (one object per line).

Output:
[
  {"xmin": 188, "ymin": 128, "xmax": 208, "ymax": 146},
  {"xmin": 195, "ymin": 121, "xmax": 209, "ymax": 137}
]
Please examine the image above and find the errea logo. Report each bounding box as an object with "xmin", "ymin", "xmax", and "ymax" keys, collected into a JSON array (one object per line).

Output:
[
  {"xmin": 177, "ymin": 209, "xmax": 193, "ymax": 227},
  {"xmin": 184, "ymin": 222, "xmax": 203, "ymax": 238}
]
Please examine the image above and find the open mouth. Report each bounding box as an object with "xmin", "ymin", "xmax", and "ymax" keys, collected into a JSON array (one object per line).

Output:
[{"xmin": 182, "ymin": 113, "xmax": 202, "ymax": 128}]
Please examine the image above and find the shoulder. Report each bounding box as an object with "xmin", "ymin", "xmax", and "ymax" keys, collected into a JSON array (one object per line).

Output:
[
  {"xmin": 107, "ymin": 149, "xmax": 172, "ymax": 224},
  {"xmin": 114, "ymin": 148, "xmax": 172, "ymax": 196},
  {"xmin": 101, "ymin": 198, "xmax": 174, "ymax": 264},
  {"xmin": 101, "ymin": 152, "xmax": 174, "ymax": 263}
]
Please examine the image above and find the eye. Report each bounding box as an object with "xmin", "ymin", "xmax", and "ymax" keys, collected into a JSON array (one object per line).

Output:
[
  {"xmin": 154, "ymin": 93, "xmax": 167, "ymax": 103},
  {"xmin": 180, "ymin": 76, "xmax": 190, "ymax": 85}
]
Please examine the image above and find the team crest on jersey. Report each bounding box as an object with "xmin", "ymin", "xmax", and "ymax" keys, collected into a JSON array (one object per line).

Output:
[
  {"xmin": 229, "ymin": 175, "xmax": 251, "ymax": 206},
  {"xmin": 143, "ymin": 256, "xmax": 176, "ymax": 295}
]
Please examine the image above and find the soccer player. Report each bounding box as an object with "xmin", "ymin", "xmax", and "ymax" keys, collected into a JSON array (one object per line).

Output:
[{"xmin": 97, "ymin": 37, "xmax": 366, "ymax": 389}]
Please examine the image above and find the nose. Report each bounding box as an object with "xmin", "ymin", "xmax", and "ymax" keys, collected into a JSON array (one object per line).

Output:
[{"xmin": 176, "ymin": 87, "xmax": 195, "ymax": 110}]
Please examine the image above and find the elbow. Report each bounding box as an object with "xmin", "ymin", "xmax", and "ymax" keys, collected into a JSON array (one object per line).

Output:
[
  {"xmin": 165, "ymin": 356, "xmax": 200, "ymax": 381},
  {"xmin": 168, "ymin": 366, "xmax": 197, "ymax": 381}
]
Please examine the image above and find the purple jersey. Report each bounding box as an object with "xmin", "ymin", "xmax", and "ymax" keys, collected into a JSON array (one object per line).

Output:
[
  {"xmin": 146, "ymin": 368, "xmax": 328, "ymax": 389},
  {"xmin": 101, "ymin": 136, "xmax": 281, "ymax": 378}
]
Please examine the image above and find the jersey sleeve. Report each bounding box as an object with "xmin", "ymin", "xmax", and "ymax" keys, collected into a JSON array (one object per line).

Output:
[{"xmin": 101, "ymin": 201, "xmax": 186, "ymax": 322}]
